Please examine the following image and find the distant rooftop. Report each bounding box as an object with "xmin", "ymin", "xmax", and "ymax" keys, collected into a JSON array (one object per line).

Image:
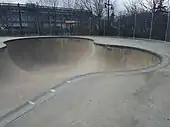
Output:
[{"xmin": 0, "ymin": 2, "xmax": 92, "ymax": 13}]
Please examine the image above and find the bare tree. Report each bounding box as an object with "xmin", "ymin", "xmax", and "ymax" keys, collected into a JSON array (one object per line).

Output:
[
  {"xmin": 39, "ymin": 0, "xmax": 59, "ymax": 7},
  {"xmin": 76, "ymin": 0, "xmax": 116, "ymax": 17},
  {"xmin": 75, "ymin": 0, "xmax": 93, "ymax": 11},
  {"xmin": 0, "ymin": 0, "xmax": 9, "ymax": 3},
  {"xmin": 165, "ymin": 0, "xmax": 170, "ymax": 10},
  {"xmin": 62, "ymin": 0, "xmax": 75, "ymax": 8},
  {"xmin": 76, "ymin": 0, "xmax": 104, "ymax": 17},
  {"xmin": 38, "ymin": 0, "xmax": 59, "ymax": 34},
  {"xmin": 124, "ymin": 0, "xmax": 145, "ymax": 15},
  {"xmin": 140, "ymin": 0, "xmax": 167, "ymax": 12},
  {"xmin": 93, "ymin": 0, "xmax": 105, "ymax": 17}
]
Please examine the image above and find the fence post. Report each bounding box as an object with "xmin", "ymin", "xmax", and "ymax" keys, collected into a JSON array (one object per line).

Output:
[
  {"xmin": 48, "ymin": 11, "xmax": 52, "ymax": 35},
  {"xmin": 104, "ymin": 18, "xmax": 106, "ymax": 36},
  {"xmin": 118, "ymin": 16, "xmax": 120, "ymax": 37},
  {"xmin": 89, "ymin": 17, "xmax": 92, "ymax": 35},
  {"xmin": 165, "ymin": 1, "xmax": 170, "ymax": 42},
  {"xmin": 54, "ymin": 8, "xmax": 56, "ymax": 35},
  {"xmin": 133, "ymin": 13, "xmax": 137, "ymax": 39},
  {"xmin": 36, "ymin": 5, "xmax": 40, "ymax": 35},
  {"xmin": 165, "ymin": 12, "xmax": 170, "ymax": 42},
  {"xmin": 149, "ymin": 11, "xmax": 154, "ymax": 39},
  {"xmin": 18, "ymin": 3, "xmax": 23, "ymax": 35}
]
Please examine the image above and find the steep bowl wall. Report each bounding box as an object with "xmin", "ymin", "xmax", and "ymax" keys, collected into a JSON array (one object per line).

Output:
[
  {"xmin": 4, "ymin": 37, "xmax": 161, "ymax": 72},
  {"xmin": 6, "ymin": 37, "xmax": 93, "ymax": 71}
]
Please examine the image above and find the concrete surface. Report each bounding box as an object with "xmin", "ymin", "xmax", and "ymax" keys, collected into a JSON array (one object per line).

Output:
[{"xmin": 0, "ymin": 36, "xmax": 170, "ymax": 127}]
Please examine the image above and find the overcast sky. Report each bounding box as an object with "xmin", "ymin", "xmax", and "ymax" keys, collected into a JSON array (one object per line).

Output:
[
  {"xmin": 2, "ymin": 0, "xmax": 125, "ymax": 7},
  {"xmin": 1, "ymin": 0, "xmax": 125, "ymax": 11}
]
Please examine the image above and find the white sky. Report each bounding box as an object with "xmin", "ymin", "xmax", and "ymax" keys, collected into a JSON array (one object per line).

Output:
[
  {"xmin": 0, "ymin": 0, "xmax": 127, "ymax": 12},
  {"xmin": 1, "ymin": 0, "xmax": 125, "ymax": 8}
]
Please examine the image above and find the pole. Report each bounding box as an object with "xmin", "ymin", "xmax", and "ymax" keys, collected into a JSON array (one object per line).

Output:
[
  {"xmin": 165, "ymin": 12, "xmax": 170, "ymax": 42},
  {"xmin": 36, "ymin": 5, "xmax": 40, "ymax": 35},
  {"xmin": 48, "ymin": 11, "xmax": 52, "ymax": 35},
  {"xmin": 107, "ymin": 0, "xmax": 110, "ymax": 34},
  {"xmin": 149, "ymin": 11, "xmax": 154, "ymax": 39},
  {"xmin": 165, "ymin": 0, "xmax": 170, "ymax": 41},
  {"xmin": 133, "ymin": 13, "xmax": 137, "ymax": 39},
  {"xmin": 89, "ymin": 17, "xmax": 92, "ymax": 35},
  {"xmin": 18, "ymin": 3, "xmax": 22, "ymax": 35},
  {"xmin": 54, "ymin": 8, "xmax": 56, "ymax": 35},
  {"xmin": 118, "ymin": 16, "xmax": 120, "ymax": 36},
  {"xmin": 104, "ymin": 18, "xmax": 105, "ymax": 36},
  {"xmin": 61, "ymin": 19, "xmax": 63, "ymax": 35}
]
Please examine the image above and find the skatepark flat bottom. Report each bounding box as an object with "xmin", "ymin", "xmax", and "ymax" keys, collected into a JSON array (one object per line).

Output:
[
  {"xmin": 0, "ymin": 37, "xmax": 166, "ymax": 127},
  {"xmin": 5, "ymin": 72, "xmax": 170, "ymax": 127}
]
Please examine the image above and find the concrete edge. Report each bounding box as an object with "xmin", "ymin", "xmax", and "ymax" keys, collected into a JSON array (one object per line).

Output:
[{"xmin": 2, "ymin": 36, "xmax": 166, "ymax": 73}]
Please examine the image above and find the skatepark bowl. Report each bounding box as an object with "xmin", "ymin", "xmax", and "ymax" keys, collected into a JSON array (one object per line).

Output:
[{"xmin": 0, "ymin": 37, "xmax": 166, "ymax": 127}]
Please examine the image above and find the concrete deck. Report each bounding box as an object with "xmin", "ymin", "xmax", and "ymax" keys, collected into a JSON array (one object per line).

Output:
[{"xmin": 0, "ymin": 36, "xmax": 170, "ymax": 127}]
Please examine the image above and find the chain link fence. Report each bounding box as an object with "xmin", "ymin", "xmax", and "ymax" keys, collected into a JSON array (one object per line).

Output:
[
  {"xmin": 0, "ymin": 3, "xmax": 170, "ymax": 42},
  {"xmin": 107, "ymin": 10, "xmax": 170, "ymax": 41},
  {"xmin": 0, "ymin": 3, "xmax": 93, "ymax": 36}
]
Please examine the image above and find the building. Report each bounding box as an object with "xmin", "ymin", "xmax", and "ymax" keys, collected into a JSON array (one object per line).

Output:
[{"xmin": 0, "ymin": 3, "xmax": 92, "ymax": 35}]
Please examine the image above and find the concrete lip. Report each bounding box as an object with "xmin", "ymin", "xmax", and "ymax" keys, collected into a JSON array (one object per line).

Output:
[{"xmin": 0, "ymin": 36, "xmax": 169, "ymax": 127}]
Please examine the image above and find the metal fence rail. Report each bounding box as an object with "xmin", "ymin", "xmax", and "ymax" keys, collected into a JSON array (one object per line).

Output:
[{"xmin": 0, "ymin": 3, "xmax": 170, "ymax": 42}]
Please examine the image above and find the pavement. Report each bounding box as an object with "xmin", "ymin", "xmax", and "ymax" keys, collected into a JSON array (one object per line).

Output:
[{"xmin": 0, "ymin": 36, "xmax": 170, "ymax": 127}]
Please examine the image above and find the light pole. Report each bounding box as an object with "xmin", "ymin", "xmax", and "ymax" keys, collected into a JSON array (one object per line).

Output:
[
  {"xmin": 165, "ymin": 0, "xmax": 170, "ymax": 41},
  {"xmin": 18, "ymin": 3, "xmax": 23, "ymax": 35},
  {"xmin": 104, "ymin": 0, "xmax": 113, "ymax": 35},
  {"xmin": 133, "ymin": 13, "xmax": 137, "ymax": 39}
]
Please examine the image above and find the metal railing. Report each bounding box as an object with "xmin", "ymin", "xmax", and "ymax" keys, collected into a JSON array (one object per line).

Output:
[{"xmin": 0, "ymin": 3, "xmax": 170, "ymax": 42}]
